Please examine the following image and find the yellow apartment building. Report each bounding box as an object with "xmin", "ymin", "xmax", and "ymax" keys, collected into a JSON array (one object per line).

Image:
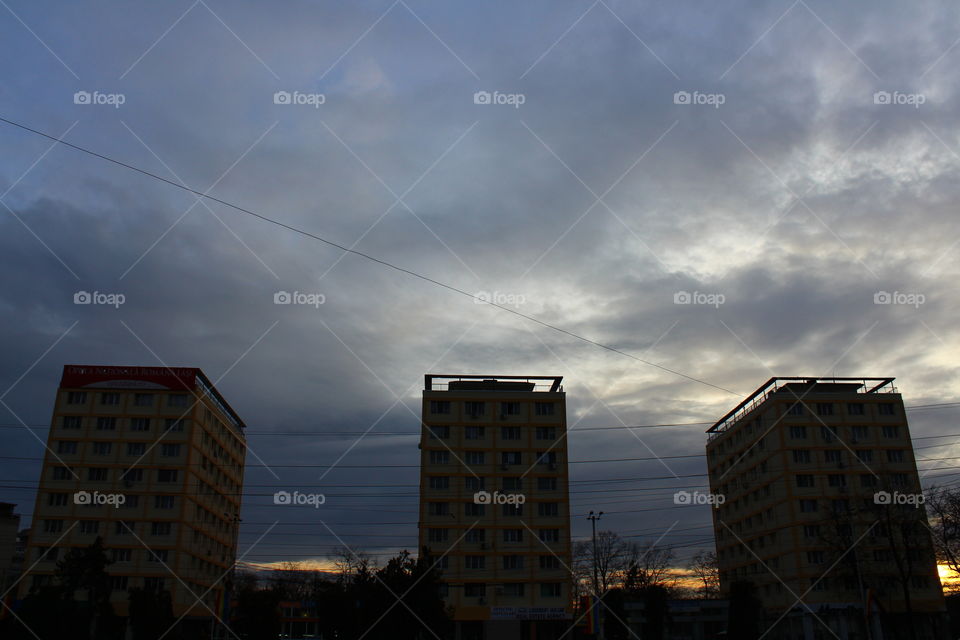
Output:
[
  {"xmin": 706, "ymin": 377, "xmax": 946, "ymax": 639},
  {"xmin": 419, "ymin": 374, "xmax": 573, "ymax": 640}
]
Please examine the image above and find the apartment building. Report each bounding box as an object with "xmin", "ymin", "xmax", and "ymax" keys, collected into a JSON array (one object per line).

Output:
[
  {"xmin": 19, "ymin": 365, "xmax": 246, "ymax": 633},
  {"xmin": 419, "ymin": 375, "xmax": 573, "ymax": 640},
  {"xmin": 706, "ymin": 377, "xmax": 946, "ymax": 639}
]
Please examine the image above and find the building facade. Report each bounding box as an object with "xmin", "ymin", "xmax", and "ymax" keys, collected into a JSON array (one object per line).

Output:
[
  {"xmin": 706, "ymin": 377, "xmax": 946, "ymax": 639},
  {"xmin": 419, "ymin": 375, "xmax": 573, "ymax": 640},
  {"xmin": 0, "ymin": 503, "xmax": 21, "ymax": 595},
  {"xmin": 19, "ymin": 365, "xmax": 246, "ymax": 631}
]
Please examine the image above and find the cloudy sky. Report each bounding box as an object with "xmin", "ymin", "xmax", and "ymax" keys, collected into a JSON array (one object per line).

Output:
[{"xmin": 2, "ymin": 0, "xmax": 960, "ymax": 571}]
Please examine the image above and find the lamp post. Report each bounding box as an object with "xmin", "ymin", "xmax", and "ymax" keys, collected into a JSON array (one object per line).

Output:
[{"xmin": 587, "ymin": 511, "xmax": 604, "ymax": 639}]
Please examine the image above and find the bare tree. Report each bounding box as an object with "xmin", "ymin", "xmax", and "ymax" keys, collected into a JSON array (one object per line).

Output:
[
  {"xmin": 623, "ymin": 540, "xmax": 675, "ymax": 591},
  {"xmin": 687, "ymin": 550, "xmax": 719, "ymax": 597},
  {"xmin": 924, "ymin": 484, "xmax": 960, "ymax": 585},
  {"xmin": 573, "ymin": 531, "xmax": 632, "ymax": 595},
  {"xmin": 327, "ymin": 546, "xmax": 373, "ymax": 585}
]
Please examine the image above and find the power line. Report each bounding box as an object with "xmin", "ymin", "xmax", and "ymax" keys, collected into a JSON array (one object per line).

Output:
[{"xmin": 0, "ymin": 115, "xmax": 740, "ymax": 397}]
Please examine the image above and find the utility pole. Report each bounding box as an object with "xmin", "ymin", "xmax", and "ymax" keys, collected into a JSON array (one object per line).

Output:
[{"xmin": 587, "ymin": 511, "xmax": 604, "ymax": 639}]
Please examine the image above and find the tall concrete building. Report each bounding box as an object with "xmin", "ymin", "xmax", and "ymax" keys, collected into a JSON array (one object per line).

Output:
[
  {"xmin": 19, "ymin": 365, "xmax": 246, "ymax": 633},
  {"xmin": 0, "ymin": 503, "xmax": 22, "ymax": 594},
  {"xmin": 706, "ymin": 377, "xmax": 946, "ymax": 639},
  {"xmin": 419, "ymin": 375, "xmax": 572, "ymax": 640}
]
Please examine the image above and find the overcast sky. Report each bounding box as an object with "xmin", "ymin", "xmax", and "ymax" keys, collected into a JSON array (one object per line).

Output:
[{"xmin": 2, "ymin": 0, "xmax": 960, "ymax": 571}]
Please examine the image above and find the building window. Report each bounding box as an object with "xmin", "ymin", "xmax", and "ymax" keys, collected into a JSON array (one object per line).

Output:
[
  {"xmin": 100, "ymin": 393, "xmax": 121, "ymax": 406},
  {"xmin": 465, "ymin": 402, "xmax": 485, "ymax": 417},
  {"xmin": 848, "ymin": 403, "xmax": 865, "ymax": 415},
  {"xmin": 96, "ymin": 417, "xmax": 117, "ymax": 431},
  {"xmin": 831, "ymin": 499, "xmax": 850, "ymax": 513},
  {"xmin": 501, "ymin": 426, "xmax": 521, "ymax": 440},
  {"xmin": 824, "ymin": 450, "xmax": 841, "ymax": 463},
  {"xmin": 429, "ymin": 477, "xmax": 450, "ymax": 490},
  {"xmin": 428, "ymin": 528, "xmax": 448, "ymax": 543},
  {"xmin": 88, "ymin": 468, "xmax": 109, "ymax": 481},
  {"xmin": 130, "ymin": 418, "xmax": 150, "ymax": 432},
  {"xmin": 110, "ymin": 576, "xmax": 129, "ymax": 591},
  {"xmin": 429, "ymin": 451, "xmax": 450, "ymax": 465},
  {"xmin": 534, "ymin": 402, "xmax": 556, "ymax": 416},
  {"xmin": 123, "ymin": 495, "xmax": 140, "ymax": 508},
  {"xmin": 503, "ymin": 529, "xmax": 523, "ymax": 543},
  {"xmin": 887, "ymin": 450, "xmax": 905, "ymax": 463},
  {"xmin": 151, "ymin": 522, "xmax": 172, "ymax": 536},
  {"xmin": 501, "ymin": 402, "xmax": 521, "ymax": 416},
  {"xmin": 878, "ymin": 403, "xmax": 895, "ymax": 416},
  {"xmin": 161, "ymin": 444, "xmax": 181, "ymax": 457},
  {"xmin": 57, "ymin": 441, "xmax": 78, "ymax": 454},
  {"xmin": 79, "ymin": 520, "xmax": 100, "ymax": 534},
  {"xmin": 538, "ymin": 503, "xmax": 559, "ymax": 516},
  {"xmin": 854, "ymin": 450, "xmax": 873, "ymax": 463},
  {"xmin": 43, "ymin": 519, "xmax": 64, "ymax": 533},
  {"xmin": 134, "ymin": 393, "xmax": 153, "ymax": 407},
  {"xmin": 502, "ymin": 583, "xmax": 525, "ymax": 597},
  {"xmin": 157, "ymin": 469, "xmax": 178, "ymax": 483},
  {"xmin": 503, "ymin": 477, "xmax": 522, "ymax": 491},
  {"xmin": 465, "ymin": 529, "xmax": 485, "ymax": 543},
  {"xmin": 502, "ymin": 556, "xmax": 523, "ymax": 570},
  {"xmin": 154, "ymin": 496, "xmax": 175, "ymax": 509},
  {"xmin": 891, "ymin": 473, "xmax": 908, "ymax": 488},
  {"xmin": 464, "ymin": 584, "xmax": 485, "ymax": 598},
  {"xmin": 538, "ymin": 529, "xmax": 560, "ymax": 543},
  {"xmin": 465, "ymin": 426, "xmax": 485, "ymax": 440},
  {"xmin": 538, "ymin": 477, "xmax": 558, "ymax": 491},
  {"xmin": 429, "ymin": 401, "xmax": 451, "ymax": 415},
  {"xmin": 114, "ymin": 521, "xmax": 134, "ymax": 535},
  {"xmin": 464, "ymin": 477, "xmax": 485, "ymax": 491},
  {"xmin": 164, "ymin": 419, "xmax": 185, "ymax": 432},
  {"xmin": 799, "ymin": 499, "xmax": 818, "ymax": 513},
  {"xmin": 852, "ymin": 426, "xmax": 869, "ymax": 441},
  {"xmin": 428, "ymin": 425, "xmax": 450, "ymax": 439},
  {"xmin": 540, "ymin": 583, "xmax": 562, "ymax": 597},
  {"xmin": 816, "ymin": 403, "xmax": 833, "ymax": 416},
  {"xmin": 882, "ymin": 425, "xmax": 899, "ymax": 439},
  {"xmin": 465, "ymin": 503, "xmax": 485, "ymax": 517},
  {"xmin": 537, "ymin": 451, "xmax": 558, "ymax": 465},
  {"xmin": 66, "ymin": 391, "xmax": 87, "ymax": 404},
  {"xmin": 428, "ymin": 502, "xmax": 449, "ymax": 516},
  {"xmin": 820, "ymin": 426, "xmax": 836, "ymax": 442},
  {"xmin": 465, "ymin": 451, "xmax": 485, "ymax": 465},
  {"xmin": 167, "ymin": 394, "xmax": 188, "ymax": 408},
  {"xmin": 47, "ymin": 492, "xmax": 68, "ymax": 506},
  {"xmin": 802, "ymin": 525, "xmax": 820, "ymax": 538},
  {"xmin": 122, "ymin": 468, "xmax": 144, "ymax": 483},
  {"xmin": 536, "ymin": 427, "xmax": 557, "ymax": 440},
  {"xmin": 539, "ymin": 556, "xmax": 560, "ymax": 569},
  {"xmin": 787, "ymin": 403, "xmax": 804, "ymax": 416},
  {"xmin": 126, "ymin": 443, "xmax": 146, "ymax": 456},
  {"xmin": 795, "ymin": 474, "xmax": 814, "ymax": 488},
  {"xmin": 465, "ymin": 556, "xmax": 485, "ymax": 569},
  {"xmin": 52, "ymin": 466, "xmax": 74, "ymax": 480},
  {"xmin": 501, "ymin": 451, "xmax": 522, "ymax": 466},
  {"xmin": 792, "ymin": 450, "xmax": 810, "ymax": 464},
  {"xmin": 147, "ymin": 549, "xmax": 169, "ymax": 563},
  {"xmin": 789, "ymin": 426, "xmax": 807, "ymax": 439},
  {"xmin": 92, "ymin": 442, "xmax": 112, "ymax": 456},
  {"xmin": 113, "ymin": 549, "xmax": 132, "ymax": 562},
  {"xmin": 860, "ymin": 474, "xmax": 878, "ymax": 488},
  {"xmin": 62, "ymin": 416, "xmax": 83, "ymax": 429},
  {"xmin": 827, "ymin": 474, "xmax": 846, "ymax": 487},
  {"xmin": 502, "ymin": 503, "xmax": 523, "ymax": 517}
]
